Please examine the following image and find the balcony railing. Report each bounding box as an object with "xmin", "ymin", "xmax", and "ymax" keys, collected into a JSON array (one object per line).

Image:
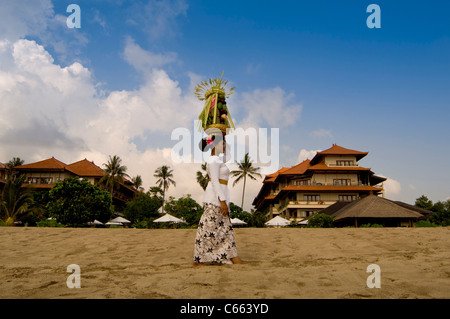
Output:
[
  {"xmin": 26, "ymin": 178, "xmax": 58, "ymax": 185},
  {"xmin": 276, "ymin": 200, "xmax": 334, "ymax": 214},
  {"xmin": 270, "ymin": 182, "xmax": 384, "ymax": 195},
  {"xmin": 327, "ymin": 163, "xmax": 359, "ymax": 167},
  {"xmin": 290, "ymin": 181, "xmax": 374, "ymax": 187}
]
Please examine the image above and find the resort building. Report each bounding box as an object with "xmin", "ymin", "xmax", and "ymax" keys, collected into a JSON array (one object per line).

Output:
[
  {"xmin": 4, "ymin": 157, "xmax": 137, "ymax": 207},
  {"xmin": 252, "ymin": 144, "xmax": 386, "ymax": 222}
]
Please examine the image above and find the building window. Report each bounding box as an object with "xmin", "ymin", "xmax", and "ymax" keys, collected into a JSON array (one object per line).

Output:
[
  {"xmin": 334, "ymin": 179, "xmax": 351, "ymax": 186},
  {"xmin": 304, "ymin": 195, "xmax": 320, "ymax": 202},
  {"xmin": 336, "ymin": 160, "xmax": 355, "ymax": 166},
  {"xmin": 40, "ymin": 177, "xmax": 53, "ymax": 185},
  {"xmin": 295, "ymin": 179, "xmax": 311, "ymax": 186},
  {"xmin": 339, "ymin": 195, "xmax": 356, "ymax": 201},
  {"xmin": 27, "ymin": 177, "xmax": 39, "ymax": 184}
]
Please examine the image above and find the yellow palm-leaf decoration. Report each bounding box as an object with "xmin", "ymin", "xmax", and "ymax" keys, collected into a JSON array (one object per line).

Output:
[{"xmin": 195, "ymin": 71, "xmax": 235, "ymax": 134}]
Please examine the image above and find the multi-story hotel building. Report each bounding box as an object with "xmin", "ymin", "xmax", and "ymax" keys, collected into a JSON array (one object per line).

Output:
[
  {"xmin": 252, "ymin": 144, "xmax": 386, "ymax": 222},
  {"xmin": 0, "ymin": 157, "xmax": 137, "ymax": 207}
]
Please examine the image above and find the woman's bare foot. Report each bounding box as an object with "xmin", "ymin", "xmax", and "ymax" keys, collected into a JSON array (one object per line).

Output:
[{"xmin": 231, "ymin": 257, "xmax": 245, "ymax": 264}]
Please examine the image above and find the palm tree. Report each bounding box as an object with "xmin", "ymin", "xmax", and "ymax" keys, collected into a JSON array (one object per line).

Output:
[
  {"xmin": 196, "ymin": 162, "xmax": 209, "ymax": 191},
  {"xmin": 153, "ymin": 165, "xmax": 176, "ymax": 214},
  {"xmin": 148, "ymin": 186, "xmax": 163, "ymax": 199},
  {"xmin": 132, "ymin": 175, "xmax": 144, "ymax": 192},
  {"xmin": 230, "ymin": 153, "xmax": 262, "ymax": 209},
  {"xmin": 0, "ymin": 175, "xmax": 33, "ymax": 223},
  {"xmin": 100, "ymin": 155, "xmax": 130, "ymax": 196},
  {"xmin": 6, "ymin": 157, "xmax": 24, "ymax": 180}
]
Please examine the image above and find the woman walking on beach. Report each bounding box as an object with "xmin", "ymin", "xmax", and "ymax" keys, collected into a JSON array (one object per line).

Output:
[{"xmin": 194, "ymin": 132, "xmax": 244, "ymax": 265}]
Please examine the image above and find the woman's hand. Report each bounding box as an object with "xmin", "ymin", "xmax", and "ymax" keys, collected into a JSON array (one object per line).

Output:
[{"xmin": 220, "ymin": 200, "xmax": 229, "ymax": 216}]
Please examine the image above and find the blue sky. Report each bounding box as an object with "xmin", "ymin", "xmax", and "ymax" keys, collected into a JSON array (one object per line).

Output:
[{"xmin": 1, "ymin": 0, "xmax": 449, "ymax": 208}]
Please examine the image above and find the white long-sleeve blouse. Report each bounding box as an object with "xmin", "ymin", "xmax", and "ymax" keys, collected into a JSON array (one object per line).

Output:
[{"xmin": 202, "ymin": 155, "xmax": 230, "ymax": 207}]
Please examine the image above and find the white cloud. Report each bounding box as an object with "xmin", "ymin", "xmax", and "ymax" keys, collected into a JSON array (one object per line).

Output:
[
  {"xmin": 93, "ymin": 9, "xmax": 107, "ymax": 30},
  {"xmin": 383, "ymin": 178, "xmax": 401, "ymax": 197},
  {"xmin": 0, "ymin": 39, "xmax": 95, "ymax": 154},
  {"xmin": 122, "ymin": 36, "xmax": 178, "ymax": 72},
  {"xmin": 0, "ymin": 0, "xmax": 88, "ymax": 64},
  {"xmin": 245, "ymin": 63, "xmax": 261, "ymax": 74},
  {"xmin": 297, "ymin": 149, "xmax": 321, "ymax": 163},
  {"xmin": 0, "ymin": 0, "xmax": 54, "ymax": 41},
  {"xmin": 126, "ymin": 0, "xmax": 188, "ymax": 39},
  {"xmin": 309, "ymin": 129, "xmax": 333, "ymax": 138},
  {"xmin": 237, "ymin": 87, "xmax": 302, "ymax": 129}
]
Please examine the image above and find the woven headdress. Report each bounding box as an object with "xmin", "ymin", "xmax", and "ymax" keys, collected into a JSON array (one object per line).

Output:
[{"xmin": 195, "ymin": 71, "xmax": 235, "ymax": 135}]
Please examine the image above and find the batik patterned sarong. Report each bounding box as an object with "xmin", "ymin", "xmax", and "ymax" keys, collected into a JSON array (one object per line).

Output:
[{"xmin": 193, "ymin": 203, "xmax": 238, "ymax": 264}]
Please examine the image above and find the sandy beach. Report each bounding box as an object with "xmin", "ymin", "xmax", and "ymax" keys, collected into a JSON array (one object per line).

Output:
[{"xmin": 0, "ymin": 227, "xmax": 449, "ymax": 299}]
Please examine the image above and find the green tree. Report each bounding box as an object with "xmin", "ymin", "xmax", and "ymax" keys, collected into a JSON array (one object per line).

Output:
[
  {"xmin": 429, "ymin": 201, "xmax": 450, "ymax": 226},
  {"xmin": 46, "ymin": 177, "xmax": 113, "ymax": 227},
  {"xmin": 230, "ymin": 153, "xmax": 262, "ymax": 209},
  {"xmin": 148, "ymin": 186, "xmax": 164, "ymax": 199},
  {"xmin": 123, "ymin": 192, "xmax": 161, "ymax": 224},
  {"xmin": 444, "ymin": 199, "xmax": 450, "ymax": 212},
  {"xmin": 415, "ymin": 195, "xmax": 433, "ymax": 211},
  {"xmin": 131, "ymin": 175, "xmax": 144, "ymax": 192},
  {"xmin": 248, "ymin": 209, "xmax": 267, "ymax": 227},
  {"xmin": 164, "ymin": 195, "xmax": 203, "ymax": 225},
  {"xmin": 100, "ymin": 155, "xmax": 130, "ymax": 196},
  {"xmin": 196, "ymin": 162, "xmax": 209, "ymax": 191},
  {"xmin": 431, "ymin": 201, "xmax": 446, "ymax": 213},
  {"xmin": 0, "ymin": 175, "xmax": 33, "ymax": 224},
  {"xmin": 307, "ymin": 213, "xmax": 334, "ymax": 228},
  {"xmin": 5, "ymin": 157, "xmax": 24, "ymax": 180},
  {"xmin": 229, "ymin": 202, "xmax": 251, "ymax": 224},
  {"xmin": 154, "ymin": 165, "xmax": 176, "ymax": 214}
]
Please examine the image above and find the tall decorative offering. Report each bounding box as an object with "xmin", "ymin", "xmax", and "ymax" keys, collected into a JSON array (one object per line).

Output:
[{"xmin": 195, "ymin": 71, "xmax": 235, "ymax": 135}]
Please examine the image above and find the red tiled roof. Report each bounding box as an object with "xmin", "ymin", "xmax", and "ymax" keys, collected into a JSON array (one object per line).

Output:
[
  {"xmin": 316, "ymin": 144, "xmax": 368, "ymax": 156},
  {"xmin": 264, "ymin": 167, "xmax": 290, "ymax": 182},
  {"xmin": 15, "ymin": 157, "xmax": 105, "ymax": 177},
  {"xmin": 65, "ymin": 159, "xmax": 105, "ymax": 177},
  {"xmin": 279, "ymin": 159, "xmax": 311, "ymax": 175},
  {"xmin": 15, "ymin": 157, "xmax": 67, "ymax": 170},
  {"xmin": 311, "ymin": 144, "xmax": 368, "ymax": 164}
]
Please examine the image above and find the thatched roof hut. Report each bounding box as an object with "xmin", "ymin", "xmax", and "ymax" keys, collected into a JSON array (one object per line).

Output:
[
  {"xmin": 320, "ymin": 195, "xmax": 424, "ymax": 227},
  {"xmin": 390, "ymin": 200, "xmax": 434, "ymax": 220}
]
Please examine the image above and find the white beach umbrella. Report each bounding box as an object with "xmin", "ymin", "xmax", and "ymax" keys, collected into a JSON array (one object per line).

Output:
[
  {"xmin": 231, "ymin": 218, "xmax": 247, "ymax": 226},
  {"xmin": 265, "ymin": 216, "xmax": 291, "ymax": 227},
  {"xmin": 153, "ymin": 213, "xmax": 186, "ymax": 224},
  {"xmin": 105, "ymin": 221, "xmax": 123, "ymax": 226},
  {"xmin": 110, "ymin": 217, "xmax": 131, "ymax": 224},
  {"xmin": 88, "ymin": 220, "xmax": 104, "ymax": 225},
  {"xmin": 297, "ymin": 219, "xmax": 308, "ymax": 225}
]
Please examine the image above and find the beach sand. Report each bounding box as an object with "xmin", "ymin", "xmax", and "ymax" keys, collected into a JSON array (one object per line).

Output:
[{"xmin": 0, "ymin": 227, "xmax": 449, "ymax": 299}]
